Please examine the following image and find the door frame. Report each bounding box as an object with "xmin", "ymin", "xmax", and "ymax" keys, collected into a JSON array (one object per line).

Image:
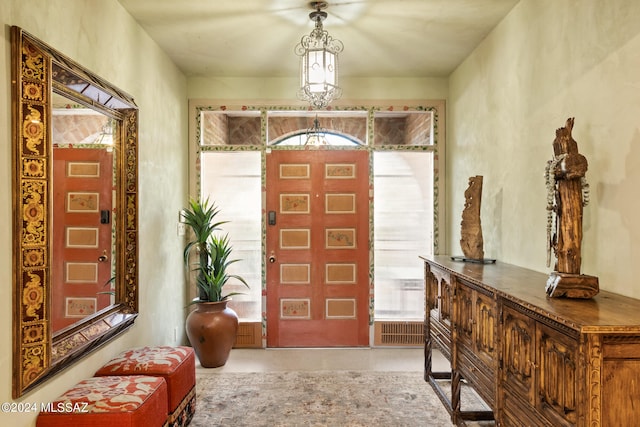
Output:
[{"xmin": 190, "ymin": 101, "xmax": 446, "ymax": 348}]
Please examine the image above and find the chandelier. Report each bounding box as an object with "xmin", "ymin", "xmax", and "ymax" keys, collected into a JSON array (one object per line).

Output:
[
  {"xmin": 304, "ymin": 115, "xmax": 329, "ymax": 146},
  {"xmin": 295, "ymin": 1, "xmax": 343, "ymax": 109}
]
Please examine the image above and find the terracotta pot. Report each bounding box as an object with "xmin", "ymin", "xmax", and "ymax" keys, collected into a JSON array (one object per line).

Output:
[{"xmin": 185, "ymin": 299, "xmax": 238, "ymax": 368}]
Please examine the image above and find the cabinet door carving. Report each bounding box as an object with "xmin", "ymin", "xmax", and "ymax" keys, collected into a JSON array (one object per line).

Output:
[
  {"xmin": 440, "ymin": 275, "xmax": 453, "ymax": 324},
  {"xmin": 457, "ymin": 284, "xmax": 474, "ymax": 345},
  {"xmin": 537, "ymin": 324, "xmax": 578, "ymax": 425},
  {"xmin": 456, "ymin": 282, "xmax": 497, "ymax": 364},
  {"xmin": 426, "ymin": 270, "xmax": 439, "ymax": 312},
  {"xmin": 475, "ymin": 291, "xmax": 497, "ymax": 366},
  {"xmin": 502, "ymin": 305, "xmax": 536, "ymax": 404},
  {"xmin": 455, "ymin": 280, "xmax": 498, "ymax": 409},
  {"xmin": 424, "ymin": 265, "xmax": 453, "ymax": 361},
  {"xmin": 426, "ymin": 265, "xmax": 452, "ymax": 324}
]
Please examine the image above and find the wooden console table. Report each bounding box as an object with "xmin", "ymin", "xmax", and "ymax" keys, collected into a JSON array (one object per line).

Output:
[{"xmin": 421, "ymin": 255, "xmax": 640, "ymax": 426}]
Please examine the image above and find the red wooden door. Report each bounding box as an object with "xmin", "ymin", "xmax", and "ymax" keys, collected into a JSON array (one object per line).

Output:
[
  {"xmin": 52, "ymin": 147, "xmax": 113, "ymax": 331},
  {"xmin": 266, "ymin": 149, "xmax": 370, "ymax": 347}
]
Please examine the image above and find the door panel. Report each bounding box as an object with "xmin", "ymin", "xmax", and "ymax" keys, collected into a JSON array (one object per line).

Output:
[
  {"xmin": 52, "ymin": 147, "xmax": 113, "ymax": 331},
  {"xmin": 266, "ymin": 150, "xmax": 369, "ymax": 347}
]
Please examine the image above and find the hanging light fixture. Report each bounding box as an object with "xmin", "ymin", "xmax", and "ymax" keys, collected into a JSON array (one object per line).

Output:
[
  {"xmin": 304, "ymin": 115, "xmax": 329, "ymax": 146},
  {"xmin": 295, "ymin": 1, "xmax": 343, "ymax": 109}
]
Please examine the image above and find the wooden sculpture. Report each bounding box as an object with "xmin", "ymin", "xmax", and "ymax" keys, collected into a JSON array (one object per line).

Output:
[
  {"xmin": 460, "ymin": 175, "xmax": 484, "ymax": 260},
  {"xmin": 545, "ymin": 117, "xmax": 599, "ymax": 298}
]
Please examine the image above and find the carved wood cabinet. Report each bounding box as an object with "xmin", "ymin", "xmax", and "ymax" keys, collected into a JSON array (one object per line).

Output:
[{"xmin": 422, "ymin": 255, "xmax": 640, "ymax": 427}]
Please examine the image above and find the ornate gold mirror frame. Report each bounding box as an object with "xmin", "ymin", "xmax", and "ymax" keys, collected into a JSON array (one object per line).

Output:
[{"xmin": 11, "ymin": 27, "xmax": 139, "ymax": 397}]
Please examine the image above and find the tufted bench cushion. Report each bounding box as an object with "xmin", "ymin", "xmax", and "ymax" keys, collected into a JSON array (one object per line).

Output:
[
  {"xmin": 36, "ymin": 375, "xmax": 167, "ymax": 427},
  {"xmin": 94, "ymin": 346, "xmax": 195, "ymax": 426}
]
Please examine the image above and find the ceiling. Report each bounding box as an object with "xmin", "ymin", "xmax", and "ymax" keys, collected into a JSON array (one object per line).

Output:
[{"xmin": 118, "ymin": 0, "xmax": 519, "ymax": 79}]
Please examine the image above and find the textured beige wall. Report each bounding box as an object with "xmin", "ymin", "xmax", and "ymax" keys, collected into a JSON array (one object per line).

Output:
[
  {"xmin": 187, "ymin": 76, "xmax": 449, "ymax": 101},
  {"xmin": 448, "ymin": 0, "xmax": 640, "ymax": 297},
  {"xmin": 0, "ymin": 1, "xmax": 188, "ymax": 425}
]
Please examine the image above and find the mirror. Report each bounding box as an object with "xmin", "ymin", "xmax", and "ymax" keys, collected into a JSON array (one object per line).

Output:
[
  {"xmin": 51, "ymin": 92, "xmax": 118, "ymax": 332},
  {"xmin": 11, "ymin": 27, "xmax": 139, "ymax": 397}
]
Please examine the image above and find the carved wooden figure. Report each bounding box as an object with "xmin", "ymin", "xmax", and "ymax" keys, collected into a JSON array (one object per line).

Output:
[
  {"xmin": 460, "ymin": 175, "xmax": 484, "ymax": 260},
  {"xmin": 545, "ymin": 118, "xmax": 598, "ymax": 298}
]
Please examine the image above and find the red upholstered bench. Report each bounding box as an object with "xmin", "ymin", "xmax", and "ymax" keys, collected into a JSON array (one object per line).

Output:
[
  {"xmin": 94, "ymin": 346, "xmax": 196, "ymax": 427},
  {"xmin": 36, "ymin": 375, "xmax": 167, "ymax": 427}
]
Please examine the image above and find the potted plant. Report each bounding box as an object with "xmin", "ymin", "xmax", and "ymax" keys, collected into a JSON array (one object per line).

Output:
[
  {"xmin": 182, "ymin": 198, "xmax": 249, "ymax": 367},
  {"xmin": 182, "ymin": 198, "xmax": 226, "ymax": 300}
]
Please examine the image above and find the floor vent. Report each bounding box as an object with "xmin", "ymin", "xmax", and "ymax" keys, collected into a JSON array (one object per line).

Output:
[
  {"xmin": 234, "ymin": 322, "xmax": 262, "ymax": 348},
  {"xmin": 374, "ymin": 321, "xmax": 424, "ymax": 346}
]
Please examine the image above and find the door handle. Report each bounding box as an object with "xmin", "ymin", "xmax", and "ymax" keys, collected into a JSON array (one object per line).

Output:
[
  {"xmin": 268, "ymin": 251, "xmax": 276, "ymax": 264},
  {"xmin": 98, "ymin": 250, "xmax": 109, "ymax": 262}
]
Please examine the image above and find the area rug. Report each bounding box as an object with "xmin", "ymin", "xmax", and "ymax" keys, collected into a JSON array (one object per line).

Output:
[{"xmin": 190, "ymin": 370, "xmax": 488, "ymax": 426}]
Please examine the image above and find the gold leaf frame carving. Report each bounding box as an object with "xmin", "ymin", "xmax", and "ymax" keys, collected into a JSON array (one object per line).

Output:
[{"xmin": 11, "ymin": 27, "xmax": 139, "ymax": 397}]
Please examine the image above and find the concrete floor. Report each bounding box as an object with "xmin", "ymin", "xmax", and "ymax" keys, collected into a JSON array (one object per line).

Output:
[{"xmin": 196, "ymin": 347, "xmax": 450, "ymax": 373}]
